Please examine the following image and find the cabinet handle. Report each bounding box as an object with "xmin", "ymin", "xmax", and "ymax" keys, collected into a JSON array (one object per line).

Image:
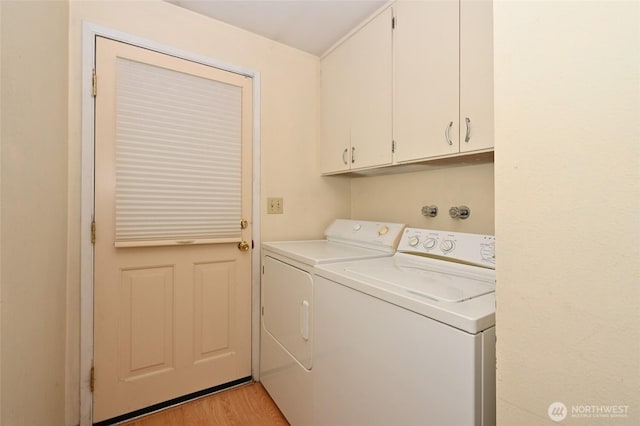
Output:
[
  {"xmin": 464, "ymin": 117, "xmax": 471, "ymax": 143},
  {"xmin": 342, "ymin": 148, "xmax": 348, "ymax": 165},
  {"xmin": 445, "ymin": 121, "xmax": 454, "ymax": 146},
  {"xmin": 351, "ymin": 146, "xmax": 356, "ymax": 163}
]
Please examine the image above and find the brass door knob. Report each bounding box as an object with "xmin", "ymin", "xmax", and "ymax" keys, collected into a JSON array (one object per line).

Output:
[{"xmin": 238, "ymin": 241, "xmax": 250, "ymax": 252}]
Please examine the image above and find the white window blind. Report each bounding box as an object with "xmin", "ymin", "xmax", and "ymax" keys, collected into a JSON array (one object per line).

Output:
[{"xmin": 115, "ymin": 58, "xmax": 242, "ymax": 246}]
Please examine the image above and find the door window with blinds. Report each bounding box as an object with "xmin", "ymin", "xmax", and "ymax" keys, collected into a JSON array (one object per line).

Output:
[{"xmin": 114, "ymin": 58, "xmax": 243, "ymax": 247}]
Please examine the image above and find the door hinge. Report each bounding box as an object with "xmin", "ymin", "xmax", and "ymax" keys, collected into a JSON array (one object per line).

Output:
[
  {"xmin": 92, "ymin": 69, "xmax": 97, "ymax": 97},
  {"xmin": 392, "ymin": 140, "xmax": 396, "ymax": 153},
  {"xmin": 91, "ymin": 220, "xmax": 96, "ymax": 244},
  {"xmin": 90, "ymin": 365, "xmax": 95, "ymax": 393},
  {"xmin": 392, "ymin": 16, "xmax": 396, "ymax": 29}
]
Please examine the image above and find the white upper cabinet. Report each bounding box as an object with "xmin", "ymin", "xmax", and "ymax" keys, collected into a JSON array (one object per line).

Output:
[
  {"xmin": 393, "ymin": 0, "xmax": 460, "ymax": 162},
  {"xmin": 320, "ymin": 38, "xmax": 351, "ymax": 174},
  {"xmin": 350, "ymin": 7, "xmax": 394, "ymax": 170},
  {"xmin": 393, "ymin": 0, "xmax": 494, "ymax": 163},
  {"xmin": 320, "ymin": 7, "xmax": 393, "ymax": 174},
  {"xmin": 320, "ymin": 1, "xmax": 492, "ymax": 174},
  {"xmin": 460, "ymin": 0, "xmax": 494, "ymax": 153}
]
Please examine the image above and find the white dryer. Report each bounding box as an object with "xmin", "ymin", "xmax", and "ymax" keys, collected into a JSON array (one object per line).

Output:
[
  {"xmin": 260, "ymin": 219, "xmax": 405, "ymax": 426},
  {"xmin": 314, "ymin": 227, "xmax": 496, "ymax": 426}
]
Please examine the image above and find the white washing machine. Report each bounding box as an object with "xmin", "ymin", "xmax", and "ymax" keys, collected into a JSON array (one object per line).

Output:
[
  {"xmin": 260, "ymin": 219, "xmax": 406, "ymax": 426},
  {"xmin": 314, "ymin": 227, "xmax": 496, "ymax": 426}
]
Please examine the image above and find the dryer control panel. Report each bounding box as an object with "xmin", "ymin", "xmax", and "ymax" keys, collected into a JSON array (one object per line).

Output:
[
  {"xmin": 398, "ymin": 228, "xmax": 495, "ymax": 269},
  {"xmin": 325, "ymin": 219, "xmax": 406, "ymax": 253}
]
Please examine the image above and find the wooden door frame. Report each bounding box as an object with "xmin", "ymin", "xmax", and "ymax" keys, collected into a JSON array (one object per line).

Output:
[{"xmin": 80, "ymin": 23, "xmax": 262, "ymax": 426}]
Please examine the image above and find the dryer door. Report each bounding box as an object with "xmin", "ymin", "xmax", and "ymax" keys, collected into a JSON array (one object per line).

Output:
[{"xmin": 262, "ymin": 256, "xmax": 313, "ymax": 369}]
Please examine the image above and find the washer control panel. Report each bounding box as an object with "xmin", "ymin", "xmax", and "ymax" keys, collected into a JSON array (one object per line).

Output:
[{"xmin": 398, "ymin": 228, "xmax": 495, "ymax": 268}]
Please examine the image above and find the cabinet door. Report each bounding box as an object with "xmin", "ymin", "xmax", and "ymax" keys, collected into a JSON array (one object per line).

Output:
[
  {"xmin": 394, "ymin": 0, "xmax": 460, "ymax": 162},
  {"xmin": 320, "ymin": 40, "xmax": 351, "ymax": 174},
  {"xmin": 350, "ymin": 7, "xmax": 393, "ymax": 170},
  {"xmin": 460, "ymin": 0, "xmax": 494, "ymax": 152}
]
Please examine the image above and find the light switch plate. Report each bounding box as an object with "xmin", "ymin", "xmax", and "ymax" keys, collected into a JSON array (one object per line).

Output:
[{"xmin": 267, "ymin": 197, "xmax": 283, "ymax": 214}]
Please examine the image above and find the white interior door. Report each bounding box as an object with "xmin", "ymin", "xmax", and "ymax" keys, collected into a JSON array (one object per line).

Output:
[{"xmin": 93, "ymin": 36, "xmax": 253, "ymax": 422}]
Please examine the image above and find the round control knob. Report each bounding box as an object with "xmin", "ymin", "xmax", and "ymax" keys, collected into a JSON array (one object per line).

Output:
[
  {"xmin": 423, "ymin": 238, "xmax": 437, "ymax": 250},
  {"xmin": 378, "ymin": 225, "xmax": 389, "ymax": 236},
  {"xmin": 408, "ymin": 236, "xmax": 420, "ymax": 247},
  {"xmin": 440, "ymin": 239, "xmax": 455, "ymax": 253},
  {"xmin": 353, "ymin": 224, "xmax": 361, "ymax": 231}
]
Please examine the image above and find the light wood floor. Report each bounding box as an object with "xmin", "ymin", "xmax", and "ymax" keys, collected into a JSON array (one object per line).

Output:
[{"xmin": 120, "ymin": 382, "xmax": 289, "ymax": 426}]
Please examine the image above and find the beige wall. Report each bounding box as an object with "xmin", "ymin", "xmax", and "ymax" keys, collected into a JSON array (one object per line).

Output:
[
  {"xmin": 66, "ymin": 1, "xmax": 349, "ymax": 423},
  {"xmin": 494, "ymin": 1, "xmax": 639, "ymax": 425},
  {"xmin": 351, "ymin": 163, "xmax": 494, "ymax": 234},
  {"xmin": 1, "ymin": 1, "xmax": 69, "ymax": 425}
]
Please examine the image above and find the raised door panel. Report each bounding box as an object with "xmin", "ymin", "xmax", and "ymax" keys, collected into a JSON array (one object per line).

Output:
[
  {"xmin": 350, "ymin": 7, "xmax": 393, "ymax": 170},
  {"xmin": 119, "ymin": 266, "xmax": 175, "ymax": 379},
  {"xmin": 320, "ymin": 40, "xmax": 351, "ymax": 174},
  {"xmin": 394, "ymin": 0, "xmax": 460, "ymax": 162},
  {"xmin": 193, "ymin": 261, "xmax": 235, "ymax": 361},
  {"xmin": 460, "ymin": 0, "xmax": 494, "ymax": 153}
]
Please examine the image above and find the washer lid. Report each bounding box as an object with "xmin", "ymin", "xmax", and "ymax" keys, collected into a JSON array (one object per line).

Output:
[{"xmin": 344, "ymin": 262, "xmax": 494, "ymax": 303}]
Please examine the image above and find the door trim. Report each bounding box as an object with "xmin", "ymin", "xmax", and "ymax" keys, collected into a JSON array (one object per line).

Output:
[{"xmin": 80, "ymin": 22, "xmax": 262, "ymax": 426}]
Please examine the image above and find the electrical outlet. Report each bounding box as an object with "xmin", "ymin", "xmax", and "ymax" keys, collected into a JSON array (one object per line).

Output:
[{"xmin": 267, "ymin": 197, "xmax": 284, "ymax": 214}]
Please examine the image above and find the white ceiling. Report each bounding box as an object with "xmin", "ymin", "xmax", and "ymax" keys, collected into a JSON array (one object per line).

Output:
[{"xmin": 167, "ymin": 0, "xmax": 387, "ymax": 56}]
